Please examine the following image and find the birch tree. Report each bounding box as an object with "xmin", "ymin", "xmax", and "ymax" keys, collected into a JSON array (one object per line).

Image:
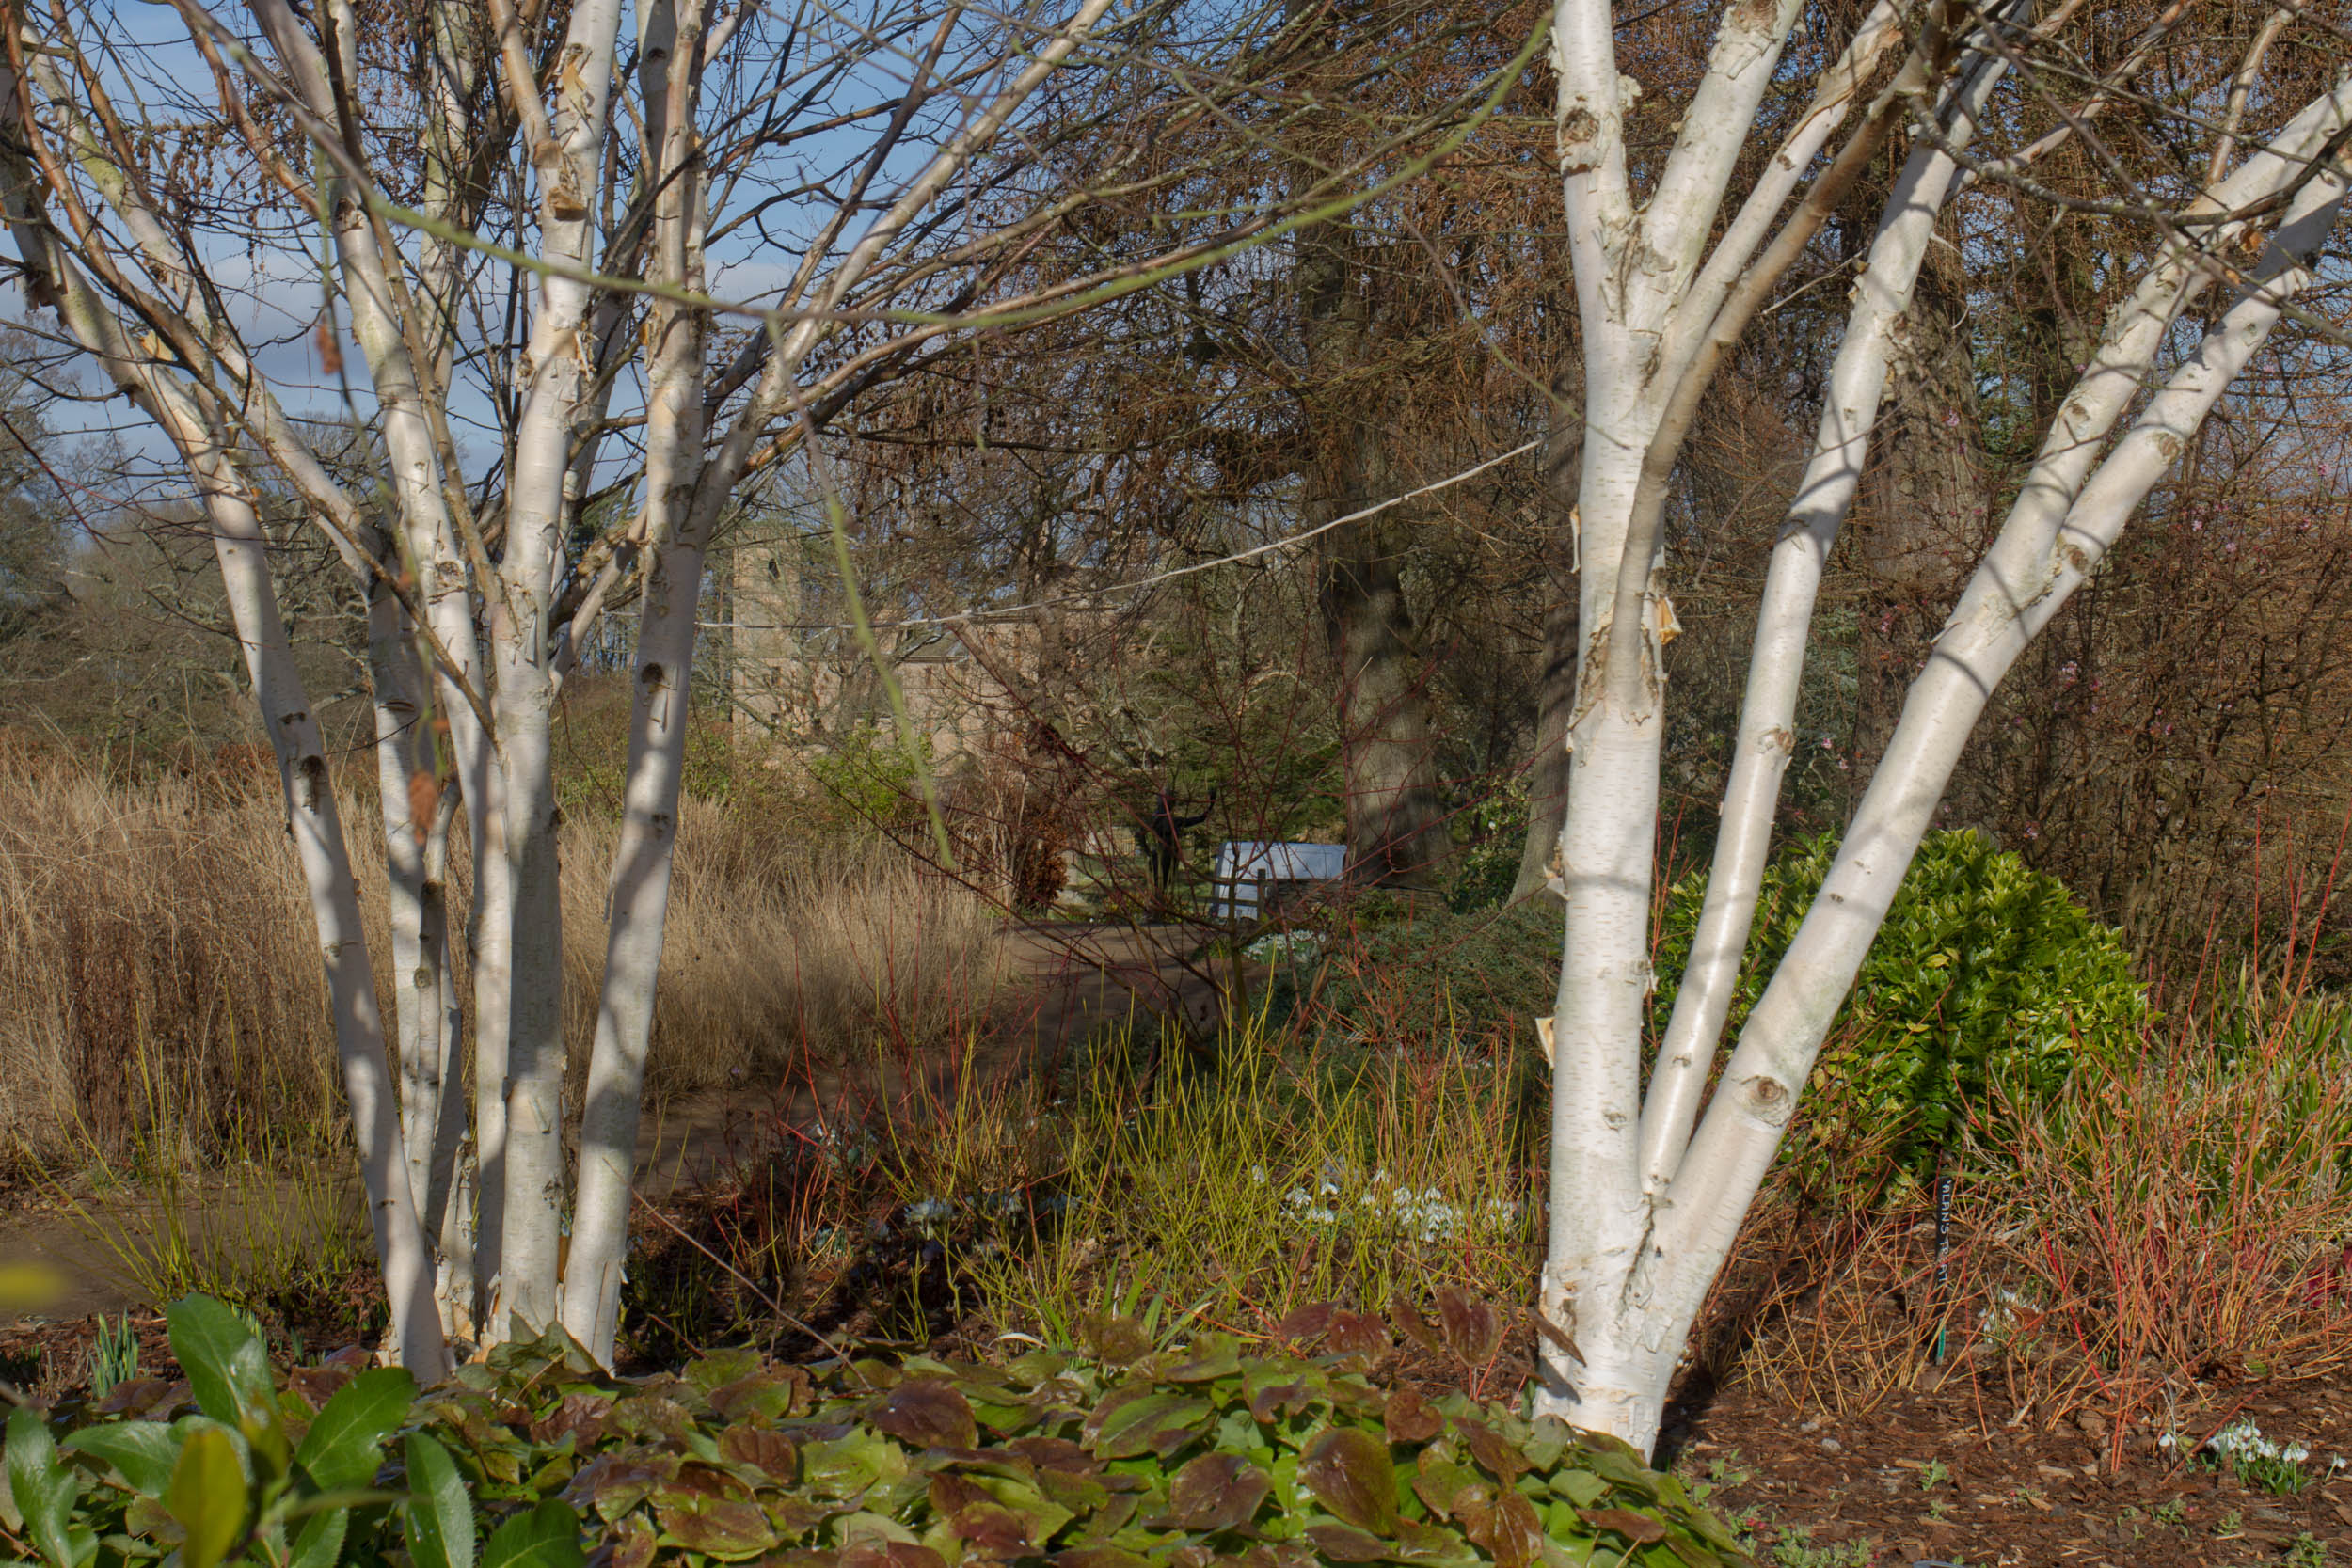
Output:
[
  {"xmin": 1534, "ymin": 0, "xmax": 2352, "ymax": 1451},
  {"xmin": 0, "ymin": 0, "xmax": 1379, "ymax": 1369}
]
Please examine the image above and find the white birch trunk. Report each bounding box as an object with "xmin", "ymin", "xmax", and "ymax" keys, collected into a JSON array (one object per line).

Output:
[
  {"xmin": 560, "ymin": 0, "xmax": 714, "ymax": 1360},
  {"xmin": 199, "ymin": 442, "xmax": 449, "ymax": 1382},
  {"xmin": 1665, "ymin": 150, "xmax": 2343, "ymax": 1250},
  {"xmin": 538, "ymin": 0, "xmax": 1114, "ymax": 1358},
  {"xmin": 366, "ymin": 575, "xmax": 444, "ymax": 1221},
  {"xmin": 469, "ymin": 757, "xmax": 514, "ymax": 1329},
  {"xmin": 0, "ymin": 70, "xmax": 450, "ymax": 1374},
  {"xmin": 491, "ymin": 0, "xmax": 631, "ymax": 1338},
  {"xmin": 252, "ymin": 0, "xmax": 506, "ymax": 1324},
  {"xmin": 1537, "ymin": 0, "xmax": 1806, "ymax": 1444},
  {"xmin": 1532, "ymin": 2, "xmax": 2351, "ymax": 1444},
  {"xmin": 1655, "ymin": 159, "xmax": 2347, "ymax": 1330},
  {"xmin": 1637, "ymin": 39, "xmax": 2013, "ymax": 1193}
]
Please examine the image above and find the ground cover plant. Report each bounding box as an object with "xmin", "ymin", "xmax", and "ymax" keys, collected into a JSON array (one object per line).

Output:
[{"xmin": 2, "ymin": 1292, "xmax": 1756, "ymax": 1568}]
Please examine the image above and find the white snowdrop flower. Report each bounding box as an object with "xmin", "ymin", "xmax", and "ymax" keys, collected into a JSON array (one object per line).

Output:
[
  {"xmin": 2284, "ymin": 1444, "xmax": 2311, "ymax": 1464},
  {"xmin": 2206, "ymin": 1420, "xmax": 2272, "ymax": 1462}
]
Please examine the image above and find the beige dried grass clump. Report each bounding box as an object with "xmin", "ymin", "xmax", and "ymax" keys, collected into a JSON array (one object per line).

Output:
[
  {"xmin": 0, "ymin": 746, "xmax": 1012, "ymax": 1172},
  {"xmin": 0, "ymin": 752, "xmax": 344, "ymax": 1171},
  {"xmin": 560, "ymin": 800, "xmax": 1016, "ymax": 1100}
]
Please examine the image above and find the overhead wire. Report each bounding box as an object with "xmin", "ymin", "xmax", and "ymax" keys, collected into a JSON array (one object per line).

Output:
[{"xmin": 699, "ymin": 434, "xmax": 1545, "ymax": 634}]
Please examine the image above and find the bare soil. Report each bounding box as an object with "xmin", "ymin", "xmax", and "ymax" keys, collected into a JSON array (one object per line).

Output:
[{"xmin": 1662, "ymin": 1374, "xmax": 2352, "ymax": 1565}]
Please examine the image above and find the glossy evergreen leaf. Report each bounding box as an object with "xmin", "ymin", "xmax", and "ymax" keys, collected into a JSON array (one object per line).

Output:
[
  {"xmin": 166, "ymin": 1297, "xmax": 276, "ymax": 1445},
  {"xmin": 8, "ymin": 1406, "xmax": 79, "ymax": 1568},
  {"xmin": 404, "ymin": 1433, "xmax": 475, "ymax": 1568},
  {"xmin": 294, "ymin": 1367, "xmax": 414, "ymax": 1496},
  {"xmin": 166, "ymin": 1426, "xmax": 248, "ymax": 1568},
  {"xmin": 61, "ymin": 1421, "xmax": 182, "ymax": 1499},
  {"xmin": 287, "ymin": 1504, "xmax": 346, "ymax": 1568},
  {"xmin": 479, "ymin": 1498, "xmax": 586, "ymax": 1568}
]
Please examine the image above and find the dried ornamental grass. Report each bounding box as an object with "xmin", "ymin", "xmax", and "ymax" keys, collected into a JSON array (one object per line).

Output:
[{"xmin": 0, "ymin": 751, "xmax": 1013, "ymax": 1171}]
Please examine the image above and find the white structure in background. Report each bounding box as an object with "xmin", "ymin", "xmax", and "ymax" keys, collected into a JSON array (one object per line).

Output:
[{"xmin": 1210, "ymin": 841, "xmax": 1347, "ymax": 920}]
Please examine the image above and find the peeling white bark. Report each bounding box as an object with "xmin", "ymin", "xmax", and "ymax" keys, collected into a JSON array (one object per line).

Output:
[
  {"xmin": 490, "ymin": 0, "xmax": 631, "ymax": 1339},
  {"xmin": 256, "ymin": 0, "xmax": 506, "ymax": 1323},
  {"xmin": 1656, "ymin": 159, "xmax": 2347, "ymax": 1335},
  {"xmin": 560, "ymin": 0, "xmax": 714, "ymax": 1362},
  {"xmin": 1639, "ymin": 34, "xmax": 2014, "ymax": 1195},
  {"xmin": 1538, "ymin": 0, "xmax": 2352, "ymax": 1449},
  {"xmin": 1538, "ymin": 0, "xmax": 1816, "ymax": 1442},
  {"xmin": 0, "ymin": 108, "xmax": 447, "ymax": 1372}
]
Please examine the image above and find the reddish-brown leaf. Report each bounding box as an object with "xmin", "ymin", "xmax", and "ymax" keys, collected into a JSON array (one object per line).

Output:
[
  {"xmin": 1298, "ymin": 1427, "xmax": 1399, "ymax": 1535},
  {"xmin": 1431, "ymin": 1288, "xmax": 1502, "ymax": 1365},
  {"xmin": 1382, "ymin": 1388, "xmax": 1444, "ymax": 1445},
  {"xmin": 1077, "ymin": 1312, "xmax": 1150, "ymax": 1366},
  {"xmin": 650, "ymin": 1490, "xmax": 775, "ymax": 1556},
  {"xmin": 871, "ymin": 1379, "xmax": 978, "ymax": 1450},
  {"xmin": 1454, "ymin": 1416, "xmax": 1530, "ymax": 1484},
  {"xmin": 1162, "ymin": 1452, "xmax": 1270, "ymax": 1531},
  {"xmin": 1581, "ymin": 1507, "xmax": 1669, "ymax": 1544},
  {"xmin": 1390, "ymin": 1295, "xmax": 1442, "ymax": 1357},
  {"xmin": 1458, "ymin": 1483, "xmax": 1546, "ymax": 1568},
  {"xmin": 1008, "ymin": 1435, "xmax": 1101, "ymax": 1475},
  {"xmin": 838, "ymin": 1544, "xmax": 947, "ymax": 1568},
  {"xmin": 1272, "ymin": 1302, "xmax": 1336, "ymax": 1344},
  {"xmin": 1325, "ymin": 1311, "xmax": 1389, "ymax": 1358},
  {"xmin": 1049, "ymin": 1548, "xmax": 1153, "ymax": 1568},
  {"xmin": 716, "ymin": 1423, "xmax": 797, "ymax": 1481},
  {"xmin": 1300, "ymin": 1523, "xmax": 1391, "ymax": 1562},
  {"xmin": 1082, "ymin": 1386, "xmax": 1213, "ymax": 1459}
]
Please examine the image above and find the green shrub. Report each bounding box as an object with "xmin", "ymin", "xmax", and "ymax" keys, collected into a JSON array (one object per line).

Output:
[
  {"xmin": 1270, "ymin": 830, "xmax": 2141, "ymax": 1194},
  {"xmin": 805, "ymin": 721, "xmax": 934, "ymax": 831},
  {"xmin": 1650, "ymin": 829, "xmax": 2147, "ymax": 1189},
  {"xmin": 7, "ymin": 1294, "xmax": 1756, "ymax": 1567},
  {"xmin": 1446, "ymin": 778, "xmax": 1532, "ymax": 913}
]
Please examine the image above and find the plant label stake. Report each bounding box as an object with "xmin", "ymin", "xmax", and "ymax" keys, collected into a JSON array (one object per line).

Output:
[{"xmin": 1931, "ymin": 1169, "xmax": 1954, "ymax": 1364}]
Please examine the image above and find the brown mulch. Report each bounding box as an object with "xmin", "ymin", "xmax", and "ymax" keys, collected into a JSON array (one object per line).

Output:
[{"xmin": 1666, "ymin": 1373, "xmax": 2352, "ymax": 1566}]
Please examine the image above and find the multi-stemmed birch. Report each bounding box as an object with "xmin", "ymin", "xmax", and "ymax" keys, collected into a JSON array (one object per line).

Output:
[
  {"xmin": 1534, "ymin": 0, "xmax": 2352, "ymax": 1452},
  {"xmin": 2, "ymin": 0, "xmax": 1385, "ymax": 1372}
]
